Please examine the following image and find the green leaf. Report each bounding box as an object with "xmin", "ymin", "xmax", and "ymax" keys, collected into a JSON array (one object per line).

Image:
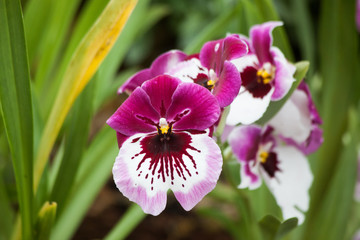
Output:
[
  {"xmin": 40, "ymin": 0, "xmax": 110, "ymax": 118},
  {"xmin": 51, "ymin": 126, "xmax": 118, "ymax": 240},
  {"xmin": 33, "ymin": 0, "xmax": 137, "ymax": 192},
  {"xmin": 197, "ymin": 207, "xmax": 243, "ymax": 240},
  {"xmin": 256, "ymin": 61, "xmax": 309, "ymax": 125},
  {"xmin": 304, "ymin": 0, "xmax": 360, "ymax": 236},
  {"xmin": 33, "ymin": 0, "xmax": 82, "ymax": 98},
  {"xmin": 259, "ymin": 215, "xmax": 281, "ymax": 240},
  {"xmin": 50, "ymin": 76, "xmax": 96, "ymax": 215},
  {"xmin": 104, "ymin": 205, "xmax": 146, "ymax": 240},
  {"xmin": 0, "ymin": 173, "xmax": 14, "ymax": 240},
  {"xmin": 275, "ymin": 217, "xmax": 298, "ymax": 239},
  {"xmin": 302, "ymin": 108, "xmax": 359, "ymax": 240},
  {"xmin": 34, "ymin": 202, "xmax": 57, "ymax": 240},
  {"xmin": 184, "ymin": 3, "xmax": 241, "ymax": 54},
  {"xmin": 0, "ymin": 0, "xmax": 34, "ymax": 239},
  {"xmin": 259, "ymin": 215, "xmax": 298, "ymax": 240}
]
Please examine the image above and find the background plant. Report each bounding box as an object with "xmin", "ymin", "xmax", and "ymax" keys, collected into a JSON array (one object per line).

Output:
[{"xmin": 0, "ymin": 0, "xmax": 359, "ymax": 239}]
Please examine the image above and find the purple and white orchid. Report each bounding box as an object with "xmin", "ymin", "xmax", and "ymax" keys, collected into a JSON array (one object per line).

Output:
[
  {"xmin": 227, "ymin": 21, "xmax": 296, "ymax": 125},
  {"xmin": 227, "ymin": 81, "xmax": 323, "ymax": 224},
  {"xmin": 228, "ymin": 125, "xmax": 313, "ymax": 224},
  {"xmin": 119, "ymin": 35, "xmax": 248, "ymax": 108},
  {"xmin": 107, "ymin": 75, "xmax": 223, "ymax": 215}
]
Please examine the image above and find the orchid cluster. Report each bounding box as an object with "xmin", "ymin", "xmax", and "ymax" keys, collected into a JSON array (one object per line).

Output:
[{"xmin": 107, "ymin": 21, "xmax": 323, "ymax": 222}]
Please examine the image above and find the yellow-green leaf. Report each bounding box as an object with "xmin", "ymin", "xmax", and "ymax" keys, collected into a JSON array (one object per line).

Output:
[{"xmin": 33, "ymin": 0, "xmax": 138, "ymax": 191}]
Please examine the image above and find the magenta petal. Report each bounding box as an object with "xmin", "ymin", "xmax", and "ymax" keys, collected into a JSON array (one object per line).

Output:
[
  {"xmin": 250, "ymin": 21, "xmax": 283, "ymax": 64},
  {"xmin": 118, "ymin": 69, "xmax": 151, "ymax": 94},
  {"xmin": 141, "ymin": 75, "xmax": 181, "ymax": 117},
  {"xmin": 200, "ymin": 38, "xmax": 223, "ymax": 70},
  {"xmin": 222, "ymin": 35, "xmax": 249, "ymax": 60},
  {"xmin": 150, "ymin": 50, "xmax": 187, "ymax": 76},
  {"xmin": 213, "ymin": 61, "xmax": 242, "ymax": 107},
  {"xmin": 283, "ymin": 126, "xmax": 323, "ymax": 155},
  {"xmin": 116, "ymin": 132, "xmax": 129, "ymax": 148},
  {"xmin": 107, "ymin": 87, "xmax": 159, "ymax": 135},
  {"xmin": 271, "ymin": 47, "xmax": 296, "ymax": 100},
  {"xmin": 200, "ymin": 35, "xmax": 248, "ymax": 73},
  {"xmin": 228, "ymin": 125, "xmax": 262, "ymax": 163},
  {"xmin": 167, "ymin": 82, "xmax": 220, "ymax": 130}
]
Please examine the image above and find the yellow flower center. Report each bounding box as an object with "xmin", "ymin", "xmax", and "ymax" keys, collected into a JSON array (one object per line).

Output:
[
  {"xmin": 256, "ymin": 63, "xmax": 275, "ymax": 84},
  {"xmin": 206, "ymin": 79, "xmax": 215, "ymax": 89},
  {"xmin": 259, "ymin": 151, "xmax": 269, "ymax": 163},
  {"xmin": 159, "ymin": 118, "xmax": 170, "ymax": 134}
]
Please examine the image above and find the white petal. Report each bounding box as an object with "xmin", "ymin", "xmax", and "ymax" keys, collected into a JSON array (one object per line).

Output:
[
  {"xmin": 238, "ymin": 161, "xmax": 262, "ymax": 190},
  {"xmin": 168, "ymin": 58, "xmax": 207, "ymax": 83},
  {"xmin": 226, "ymin": 87, "xmax": 274, "ymax": 125},
  {"xmin": 230, "ymin": 54, "xmax": 258, "ymax": 73},
  {"xmin": 268, "ymin": 89, "xmax": 312, "ymax": 143},
  {"xmin": 263, "ymin": 146, "xmax": 313, "ymax": 224}
]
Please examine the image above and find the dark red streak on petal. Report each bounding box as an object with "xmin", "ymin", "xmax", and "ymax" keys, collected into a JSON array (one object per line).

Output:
[
  {"xmin": 135, "ymin": 114, "xmax": 157, "ymax": 126},
  {"xmin": 133, "ymin": 132, "xmax": 201, "ymax": 188}
]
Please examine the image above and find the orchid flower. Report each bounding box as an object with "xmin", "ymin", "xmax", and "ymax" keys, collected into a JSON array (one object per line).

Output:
[
  {"xmin": 119, "ymin": 35, "xmax": 248, "ymax": 108},
  {"xmin": 107, "ymin": 75, "xmax": 223, "ymax": 215},
  {"xmin": 193, "ymin": 35, "xmax": 248, "ymax": 107},
  {"xmin": 228, "ymin": 125, "xmax": 313, "ymax": 224},
  {"xmin": 268, "ymin": 81, "xmax": 323, "ymax": 155},
  {"xmin": 227, "ymin": 21, "xmax": 296, "ymax": 125},
  {"xmin": 227, "ymin": 80, "xmax": 323, "ymax": 223}
]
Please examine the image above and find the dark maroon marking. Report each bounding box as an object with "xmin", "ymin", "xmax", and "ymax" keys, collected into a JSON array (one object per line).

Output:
[
  {"xmin": 261, "ymin": 152, "xmax": 281, "ymax": 178},
  {"xmin": 182, "ymin": 184, "xmax": 184, "ymax": 188},
  {"xmin": 170, "ymin": 109, "xmax": 190, "ymax": 125},
  {"xmin": 185, "ymin": 129, "xmax": 207, "ymax": 135},
  {"xmin": 132, "ymin": 137, "xmax": 141, "ymax": 143},
  {"xmin": 133, "ymin": 132, "xmax": 200, "ymax": 188},
  {"xmin": 145, "ymin": 174, "xmax": 148, "ymax": 179},
  {"xmin": 135, "ymin": 114, "xmax": 157, "ymax": 126},
  {"xmin": 196, "ymin": 171, "xmax": 198, "ymax": 175},
  {"xmin": 241, "ymin": 66, "xmax": 272, "ymax": 98}
]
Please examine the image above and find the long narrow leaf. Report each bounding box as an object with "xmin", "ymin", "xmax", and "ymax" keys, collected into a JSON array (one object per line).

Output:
[
  {"xmin": 305, "ymin": 0, "xmax": 360, "ymax": 233},
  {"xmin": 33, "ymin": 0, "xmax": 82, "ymax": 100},
  {"xmin": 0, "ymin": 0, "xmax": 34, "ymax": 239},
  {"xmin": 51, "ymin": 126, "xmax": 118, "ymax": 240},
  {"xmin": 104, "ymin": 204, "xmax": 146, "ymax": 240},
  {"xmin": 50, "ymin": 77, "xmax": 96, "ymax": 215},
  {"xmin": 41, "ymin": 0, "xmax": 110, "ymax": 117},
  {"xmin": 0, "ymin": 173, "xmax": 14, "ymax": 240},
  {"xmin": 33, "ymin": 0, "xmax": 138, "ymax": 191}
]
